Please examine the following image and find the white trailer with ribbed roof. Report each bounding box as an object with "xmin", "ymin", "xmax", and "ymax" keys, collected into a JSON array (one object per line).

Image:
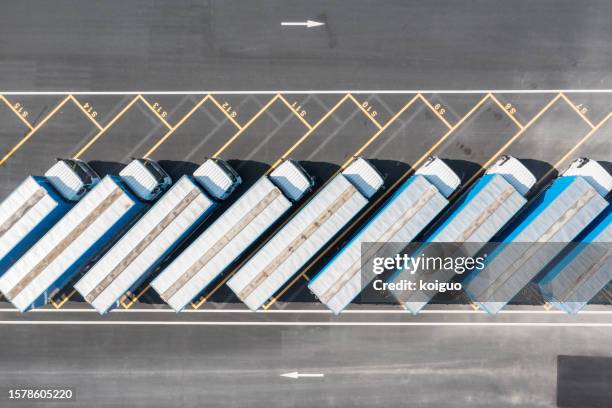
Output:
[
  {"xmin": 0, "ymin": 159, "xmax": 168, "ymax": 312},
  {"xmin": 74, "ymin": 159, "xmax": 241, "ymax": 314},
  {"xmin": 538, "ymin": 205, "xmax": 611, "ymax": 314},
  {"xmin": 308, "ymin": 157, "xmax": 461, "ymax": 314},
  {"xmin": 0, "ymin": 159, "xmax": 99, "ymax": 275},
  {"xmin": 392, "ymin": 156, "xmax": 537, "ymax": 314},
  {"xmin": 151, "ymin": 160, "xmax": 313, "ymax": 311},
  {"xmin": 464, "ymin": 158, "xmax": 612, "ymax": 314},
  {"xmin": 227, "ymin": 157, "xmax": 384, "ymax": 311}
]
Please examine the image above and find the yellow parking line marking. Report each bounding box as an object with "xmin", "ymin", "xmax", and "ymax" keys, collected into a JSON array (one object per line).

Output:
[
  {"xmin": 212, "ymin": 94, "xmax": 280, "ymax": 158},
  {"xmin": 560, "ymin": 93, "xmax": 595, "ymax": 128},
  {"xmin": 69, "ymin": 95, "xmax": 103, "ymax": 130},
  {"xmin": 268, "ymin": 94, "xmax": 351, "ymax": 170},
  {"xmin": 489, "ymin": 94, "xmax": 524, "ymax": 129},
  {"xmin": 348, "ymin": 94, "xmax": 422, "ymax": 164},
  {"xmin": 208, "ymin": 95, "xmax": 244, "ymax": 130},
  {"xmin": 536, "ymin": 112, "xmax": 612, "ymax": 187},
  {"xmin": 481, "ymin": 93, "xmax": 561, "ymax": 169},
  {"xmin": 144, "ymin": 95, "xmax": 211, "ymax": 158},
  {"xmin": 447, "ymin": 93, "xmax": 562, "ymax": 201},
  {"xmin": 73, "ymin": 96, "xmax": 141, "ymax": 160},
  {"xmin": 139, "ymin": 96, "xmax": 173, "ymax": 130},
  {"xmin": 0, "ymin": 95, "xmax": 34, "ymax": 130},
  {"xmin": 413, "ymin": 93, "xmax": 492, "ymax": 170},
  {"xmin": 551, "ymin": 112, "xmax": 611, "ymax": 168},
  {"xmin": 277, "ymin": 94, "xmax": 313, "ymax": 130},
  {"xmin": 263, "ymin": 94, "xmax": 491, "ymax": 309},
  {"xmin": 418, "ymin": 94, "xmax": 453, "ymax": 129},
  {"xmin": 121, "ymin": 285, "xmax": 151, "ymax": 309},
  {"xmin": 50, "ymin": 289, "xmax": 76, "ymax": 309},
  {"xmin": 348, "ymin": 94, "xmax": 383, "ymax": 129},
  {"xmin": 0, "ymin": 96, "xmax": 71, "ymax": 167}
]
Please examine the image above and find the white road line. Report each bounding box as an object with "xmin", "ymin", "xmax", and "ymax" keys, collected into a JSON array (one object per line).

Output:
[
  {"xmin": 1, "ymin": 308, "xmax": 611, "ymax": 314},
  {"xmin": 2, "ymin": 90, "xmax": 612, "ymax": 95},
  {"xmin": 0, "ymin": 321, "xmax": 611, "ymax": 327}
]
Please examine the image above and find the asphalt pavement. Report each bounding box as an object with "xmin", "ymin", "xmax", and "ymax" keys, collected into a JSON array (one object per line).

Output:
[
  {"xmin": 0, "ymin": 0, "xmax": 612, "ymax": 90},
  {"xmin": 1, "ymin": 307, "xmax": 611, "ymax": 408}
]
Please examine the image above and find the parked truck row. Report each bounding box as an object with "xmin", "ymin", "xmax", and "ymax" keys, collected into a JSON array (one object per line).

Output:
[{"xmin": 0, "ymin": 155, "xmax": 610, "ymax": 314}]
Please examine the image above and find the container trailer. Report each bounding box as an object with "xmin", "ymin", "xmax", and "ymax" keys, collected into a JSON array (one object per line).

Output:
[
  {"xmin": 538, "ymin": 205, "xmax": 611, "ymax": 314},
  {"xmin": 0, "ymin": 159, "xmax": 99, "ymax": 275},
  {"xmin": 151, "ymin": 160, "xmax": 313, "ymax": 312},
  {"xmin": 308, "ymin": 156, "xmax": 461, "ymax": 314},
  {"xmin": 463, "ymin": 158, "xmax": 612, "ymax": 314},
  {"xmin": 0, "ymin": 159, "xmax": 169, "ymax": 311},
  {"xmin": 74, "ymin": 159, "xmax": 241, "ymax": 314},
  {"xmin": 227, "ymin": 157, "xmax": 384, "ymax": 311},
  {"xmin": 391, "ymin": 156, "xmax": 536, "ymax": 314}
]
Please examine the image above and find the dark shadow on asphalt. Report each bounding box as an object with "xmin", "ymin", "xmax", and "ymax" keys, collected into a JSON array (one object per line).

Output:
[
  {"xmin": 157, "ymin": 160, "xmax": 199, "ymax": 181},
  {"xmin": 442, "ymin": 158, "xmax": 482, "ymax": 185},
  {"xmin": 298, "ymin": 161, "xmax": 340, "ymax": 184},
  {"xmin": 86, "ymin": 161, "xmax": 125, "ymax": 177}
]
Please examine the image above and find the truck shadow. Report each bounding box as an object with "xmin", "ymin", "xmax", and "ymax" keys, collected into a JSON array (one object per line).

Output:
[
  {"xmin": 86, "ymin": 160, "xmax": 125, "ymax": 177},
  {"xmin": 156, "ymin": 160, "xmax": 199, "ymax": 181}
]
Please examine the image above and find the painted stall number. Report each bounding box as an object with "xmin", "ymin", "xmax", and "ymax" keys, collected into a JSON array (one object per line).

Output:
[
  {"xmin": 434, "ymin": 103, "xmax": 446, "ymax": 115},
  {"xmin": 575, "ymin": 103, "xmax": 588, "ymax": 115},
  {"xmin": 291, "ymin": 102, "xmax": 307, "ymax": 117},
  {"xmin": 13, "ymin": 102, "xmax": 29, "ymax": 118},
  {"xmin": 152, "ymin": 102, "xmax": 168, "ymax": 119},
  {"xmin": 361, "ymin": 101, "xmax": 378, "ymax": 118},
  {"xmin": 504, "ymin": 103, "xmax": 517, "ymax": 115},
  {"xmin": 82, "ymin": 102, "xmax": 98, "ymax": 118},
  {"xmin": 221, "ymin": 102, "xmax": 238, "ymax": 118}
]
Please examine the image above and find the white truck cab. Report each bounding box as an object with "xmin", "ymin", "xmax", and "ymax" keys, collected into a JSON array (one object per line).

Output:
[
  {"xmin": 119, "ymin": 158, "xmax": 172, "ymax": 201},
  {"xmin": 44, "ymin": 158, "xmax": 101, "ymax": 201},
  {"xmin": 486, "ymin": 155, "xmax": 537, "ymax": 196},
  {"xmin": 192, "ymin": 158, "xmax": 242, "ymax": 200},
  {"xmin": 562, "ymin": 157, "xmax": 612, "ymax": 197},
  {"xmin": 414, "ymin": 156, "xmax": 461, "ymax": 198},
  {"xmin": 268, "ymin": 159, "xmax": 314, "ymax": 201}
]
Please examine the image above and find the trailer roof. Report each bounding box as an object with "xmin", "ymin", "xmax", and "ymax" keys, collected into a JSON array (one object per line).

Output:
[
  {"xmin": 397, "ymin": 174, "xmax": 528, "ymax": 313},
  {"xmin": 152, "ymin": 175, "xmax": 293, "ymax": 311},
  {"xmin": 309, "ymin": 175, "xmax": 449, "ymax": 314},
  {"xmin": 464, "ymin": 176, "xmax": 609, "ymax": 313},
  {"xmin": 0, "ymin": 177, "xmax": 66, "ymax": 265},
  {"xmin": 228, "ymin": 160, "xmax": 382, "ymax": 310},
  {"xmin": 0, "ymin": 177, "xmax": 142, "ymax": 311},
  {"xmin": 75, "ymin": 176, "xmax": 215, "ymax": 314},
  {"xmin": 539, "ymin": 206, "xmax": 611, "ymax": 313}
]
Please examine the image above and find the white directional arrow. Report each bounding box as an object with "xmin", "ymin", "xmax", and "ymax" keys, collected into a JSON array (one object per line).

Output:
[
  {"xmin": 281, "ymin": 20, "xmax": 325, "ymax": 28},
  {"xmin": 280, "ymin": 371, "xmax": 325, "ymax": 379}
]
